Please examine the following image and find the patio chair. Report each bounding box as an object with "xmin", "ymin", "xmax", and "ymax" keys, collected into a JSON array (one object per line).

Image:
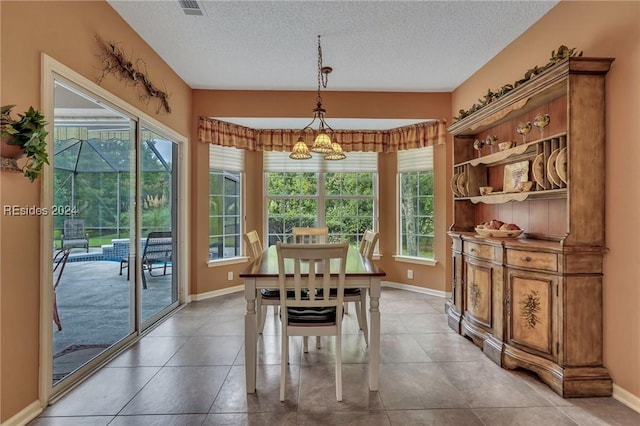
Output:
[
  {"xmin": 276, "ymin": 242, "xmax": 348, "ymax": 401},
  {"xmin": 140, "ymin": 231, "xmax": 172, "ymax": 289},
  {"xmin": 61, "ymin": 219, "xmax": 89, "ymax": 252}
]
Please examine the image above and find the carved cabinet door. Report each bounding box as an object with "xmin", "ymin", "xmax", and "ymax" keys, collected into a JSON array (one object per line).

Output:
[
  {"xmin": 464, "ymin": 259, "xmax": 494, "ymax": 330},
  {"xmin": 506, "ymin": 269, "xmax": 557, "ymax": 360}
]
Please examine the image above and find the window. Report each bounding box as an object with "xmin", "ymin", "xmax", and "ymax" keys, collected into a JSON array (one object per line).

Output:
[
  {"xmin": 209, "ymin": 145, "xmax": 243, "ymax": 260},
  {"xmin": 264, "ymin": 152, "xmax": 377, "ymax": 247},
  {"xmin": 398, "ymin": 147, "xmax": 435, "ymax": 259}
]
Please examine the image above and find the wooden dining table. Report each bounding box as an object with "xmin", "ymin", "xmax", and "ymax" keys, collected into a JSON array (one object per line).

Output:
[{"xmin": 239, "ymin": 244, "xmax": 387, "ymax": 393}]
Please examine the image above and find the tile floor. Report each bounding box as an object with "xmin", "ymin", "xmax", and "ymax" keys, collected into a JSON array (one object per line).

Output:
[{"xmin": 31, "ymin": 287, "xmax": 640, "ymax": 425}]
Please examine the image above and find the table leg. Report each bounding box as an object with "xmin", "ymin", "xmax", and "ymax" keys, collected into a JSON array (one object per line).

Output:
[
  {"xmin": 368, "ymin": 277, "xmax": 381, "ymax": 391},
  {"xmin": 244, "ymin": 277, "xmax": 257, "ymax": 392}
]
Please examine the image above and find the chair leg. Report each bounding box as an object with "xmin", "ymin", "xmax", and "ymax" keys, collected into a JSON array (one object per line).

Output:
[
  {"xmin": 141, "ymin": 267, "xmax": 148, "ymax": 289},
  {"xmin": 360, "ymin": 290, "xmax": 369, "ymax": 346},
  {"xmin": 316, "ymin": 336, "xmax": 321, "ymax": 349},
  {"xmin": 258, "ymin": 305, "xmax": 268, "ymax": 334},
  {"xmin": 335, "ymin": 334, "xmax": 343, "ymax": 401},
  {"xmin": 53, "ymin": 292, "xmax": 62, "ymax": 331},
  {"xmin": 280, "ymin": 334, "xmax": 287, "ymax": 401},
  {"xmin": 303, "ymin": 336, "xmax": 309, "ymax": 353}
]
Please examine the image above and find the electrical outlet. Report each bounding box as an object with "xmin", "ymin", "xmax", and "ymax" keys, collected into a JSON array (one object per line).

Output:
[
  {"xmin": 228, "ymin": 271, "xmax": 233, "ymax": 281},
  {"xmin": 407, "ymin": 269, "xmax": 413, "ymax": 279}
]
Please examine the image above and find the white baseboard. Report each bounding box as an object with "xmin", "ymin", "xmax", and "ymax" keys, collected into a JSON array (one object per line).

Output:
[
  {"xmin": 613, "ymin": 383, "xmax": 640, "ymax": 414},
  {"xmin": 1, "ymin": 400, "xmax": 42, "ymax": 426},
  {"xmin": 190, "ymin": 284, "xmax": 244, "ymax": 301},
  {"xmin": 382, "ymin": 280, "xmax": 448, "ymax": 299}
]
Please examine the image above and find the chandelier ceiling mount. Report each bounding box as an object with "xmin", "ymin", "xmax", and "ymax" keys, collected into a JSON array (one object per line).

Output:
[{"xmin": 289, "ymin": 35, "xmax": 345, "ymax": 160}]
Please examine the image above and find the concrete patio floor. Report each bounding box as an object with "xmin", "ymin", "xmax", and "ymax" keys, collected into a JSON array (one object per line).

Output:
[{"xmin": 53, "ymin": 259, "xmax": 173, "ymax": 381}]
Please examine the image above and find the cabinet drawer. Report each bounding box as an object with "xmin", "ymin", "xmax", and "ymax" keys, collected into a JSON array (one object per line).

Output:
[
  {"xmin": 506, "ymin": 249, "xmax": 557, "ymax": 272},
  {"xmin": 464, "ymin": 242, "xmax": 496, "ymax": 261}
]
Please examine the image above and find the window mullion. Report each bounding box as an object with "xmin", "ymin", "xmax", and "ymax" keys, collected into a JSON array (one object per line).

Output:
[{"xmin": 318, "ymin": 172, "xmax": 326, "ymax": 228}]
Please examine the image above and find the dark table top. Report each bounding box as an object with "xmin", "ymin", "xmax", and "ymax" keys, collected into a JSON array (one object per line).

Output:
[{"xmin": 239, "ymin": 245, "xmax": 386, "ymax": 278}]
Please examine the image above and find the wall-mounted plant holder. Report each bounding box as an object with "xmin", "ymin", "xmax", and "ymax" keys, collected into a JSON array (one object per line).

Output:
[{"xmin": 1, "ymin": 105, "xmax": 49, "ymax": 181}]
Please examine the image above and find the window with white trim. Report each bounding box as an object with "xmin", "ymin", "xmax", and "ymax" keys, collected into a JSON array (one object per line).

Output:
[
  {"xmin": 209, "ymin": 145, "xmax": 243, "ymax": 260},
  {"xmin": 398, "ymin": 147, "xmax": 435, "ymax": 259},
  {"xmin": 264, "ymin": 152, "xmax": 377, "ymax": 247}
]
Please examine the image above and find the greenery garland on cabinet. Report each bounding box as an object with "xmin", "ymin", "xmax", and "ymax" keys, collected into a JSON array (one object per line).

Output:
[{"xmin": 454, "ymin": 45, "xmax": 582, "ymax": 121}]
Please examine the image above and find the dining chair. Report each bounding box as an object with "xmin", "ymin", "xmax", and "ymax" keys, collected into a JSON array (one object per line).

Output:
[
  {"xmin": 346, "ymin": 230, "xmax": 379, "ymax": 346},
  {"xmin": 292, "ymin": 226, "xmax": 328, "ymax": 244},
  {"xmin": 291, "ymin": 226, "xmax": 328, "ymax": 350},
  {"xmin": 276, "ymin": 241, "xmax": 348, "ymax": 402},
  {"xmin": 244, "ymin": 230, "xmax": 279, "ymax": 333}
]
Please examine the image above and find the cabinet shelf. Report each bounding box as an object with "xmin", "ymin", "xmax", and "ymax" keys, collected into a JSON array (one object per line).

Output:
[
  {"xmin": 455, "ymin": 132, "xmax": 568, "ymax": 168},
  {"xmin": 458, "ymin": 188, "xmax": 567, "ymax": 204}
]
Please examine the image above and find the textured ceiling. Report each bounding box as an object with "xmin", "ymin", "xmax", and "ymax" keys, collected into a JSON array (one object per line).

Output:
[{"xmin": 107, "ymin": 0, "xmax": 558, "ymax": 93}]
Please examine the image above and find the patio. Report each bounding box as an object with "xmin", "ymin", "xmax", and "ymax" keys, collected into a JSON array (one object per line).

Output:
[{"xmin": 53, "ymin": 259, "xmax": 172, "ymax": 381}]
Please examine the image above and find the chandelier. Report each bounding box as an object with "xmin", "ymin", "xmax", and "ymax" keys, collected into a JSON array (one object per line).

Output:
[{"xmin": 290, "ymin": 35, "xmax": 346, "ymax": 160}]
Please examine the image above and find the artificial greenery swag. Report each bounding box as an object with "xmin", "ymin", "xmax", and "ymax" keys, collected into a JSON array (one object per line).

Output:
[
  {"xmin": 454, "ymin": 45, "xmax": 583, "ymax": 121},
  {"xmin": 96, "ymin": 36, "xmax": 171, "ymax": 114}
]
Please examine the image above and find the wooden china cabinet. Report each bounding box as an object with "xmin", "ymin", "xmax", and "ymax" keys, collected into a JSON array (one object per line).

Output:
[{"xmin": 445, "ymin": 57, "xmax": 614, "ymax": 397}]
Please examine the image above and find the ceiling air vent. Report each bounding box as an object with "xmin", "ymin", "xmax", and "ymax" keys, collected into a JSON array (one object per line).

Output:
[{"xmin": 178, "ymin": 0, "xmax": 204, "ymax": 16}]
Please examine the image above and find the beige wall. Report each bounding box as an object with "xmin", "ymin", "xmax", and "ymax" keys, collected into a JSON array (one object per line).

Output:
[
  {"xmin": 191, "ymin": 90, "xmax": 452, "ymax": 296},
  {"xmin": 0, "ymin": 1, "xmax": 191, "ymax": 421},
  {"xmin": 451, "ymin": 0, "xmax": 640, "ymax": 399}
]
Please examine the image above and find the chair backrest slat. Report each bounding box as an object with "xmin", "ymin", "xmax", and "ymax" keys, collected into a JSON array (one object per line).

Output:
[
  {"xmin": 63, "ymin": 219, "xmax": 86, "ymax": 239},
  {"xmin": 244, "ymin": 230, "xmax": 263, "ymax": 260},
  {"xmin": 292, "ymin": 226, "xmax": 328, "ymax": 244},
  {"xmin": 276, "ymin": 242, "xmax": 348, "ymax": 310},
  {"xmin": 358, "ymin": 230, "xmax": 379, "ymax": 260},
  {"xmin": 143, "ymin": 231, "xmax": 172, "ymax": 260}
]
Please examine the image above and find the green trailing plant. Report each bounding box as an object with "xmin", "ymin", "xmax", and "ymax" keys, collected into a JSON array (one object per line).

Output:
[
  {"xmin": 454, "ymin": 45, "xmax": 583, "ymax": 121},
  {"xmin": 1, "ymin": 105, "xmax": 50, "ymax": 182}
]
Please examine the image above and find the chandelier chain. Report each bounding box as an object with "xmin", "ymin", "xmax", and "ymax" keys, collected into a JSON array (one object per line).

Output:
[{"xmin": 317, "ymin": 35, "xmax": 328, "ymax": 105}]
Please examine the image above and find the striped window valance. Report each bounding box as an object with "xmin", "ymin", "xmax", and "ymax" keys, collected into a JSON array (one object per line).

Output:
[{"xmin": 198, "ymin": 117, "xmax": 446, "ymax": 153}]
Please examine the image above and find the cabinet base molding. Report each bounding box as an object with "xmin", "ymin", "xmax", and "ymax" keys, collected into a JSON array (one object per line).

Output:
[
  {"xmin": 445, "ymin": 302, "xmax": 462, "ymax": 333},
  {"xmin": 483, "ymin": 335, "xmax": 504, "ymax": 366},
  {"xmin": 461, "ymin": 318, "xmax": 491, "ymax": 349},
  {"xmin": 503, "ymin": 344, "xmax": 612, "ymax": 397}
]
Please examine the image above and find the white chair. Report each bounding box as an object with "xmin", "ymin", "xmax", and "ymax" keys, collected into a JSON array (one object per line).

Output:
[
  {"xmin": 244, "ymin": 230, "xmax": 278, "ymax": 334},
  {"xmin": 291, "ymin": 226, "xmax": 328, "ymax": 350},
  {"xmin": 344, "ymin": 230, "xmax": 379, "ymax": 346},
  {"xmin": 276, "ymin": 242, "xmax": 348, "ymax": 402}
]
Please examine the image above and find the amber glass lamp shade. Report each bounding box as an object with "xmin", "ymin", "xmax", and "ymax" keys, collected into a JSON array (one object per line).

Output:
[
  {"xmin": 324, "ymin": 142, "xmax": 346, "ymax": 160},
  {"xmin": 310, "ymin": 132, "xmax": 333, "ymax": 154},
  {"xmin": 289, "ymin": 137, "xmax": 312, "ymax": 160}
]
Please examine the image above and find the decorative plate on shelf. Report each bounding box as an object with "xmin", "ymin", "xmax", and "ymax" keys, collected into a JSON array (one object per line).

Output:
[
  {"xmin": 547, "ymin": 149, "xmax": 562, "ymax": 187},
  {"xmin": 503, "ymin": 160, "xmax": 530, "ymax": 193},
  {"xmin": 456, "ymin": 172, "xmax": 468, "ymax": 197},
  {"xmin": 475, "ymin": 227, "xmax": 524, "ymax": 238},
  {"xmin": 450, "ymin": 172, "xmax": 461, "ymax": 197},
  {"xmin": 555, "ymin": 147, "xmax": 568, "ymax": 184},
  {"xmin": 532, "ymin": 153, "xmax": 546, "ymax": 190}
]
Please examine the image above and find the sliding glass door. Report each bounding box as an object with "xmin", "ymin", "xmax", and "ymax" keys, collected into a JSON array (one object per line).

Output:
[
  {"xmin": 50, "ymin": 80, "xmax": 181, "ymax": 393},
  {"xmin": 139, "ymin": 126, "xmax": 179, "ymax": 325}
]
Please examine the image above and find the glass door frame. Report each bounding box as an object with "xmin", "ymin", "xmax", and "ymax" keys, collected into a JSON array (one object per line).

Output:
[{"xmin": 40, "ymin": 54, "xmax": 189, "ymax": 403}]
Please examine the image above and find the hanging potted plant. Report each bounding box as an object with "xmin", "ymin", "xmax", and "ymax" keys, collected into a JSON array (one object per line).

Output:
[{"xmin": 1, "ymin": 104, "xmax": 50, "ymax": 182}]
